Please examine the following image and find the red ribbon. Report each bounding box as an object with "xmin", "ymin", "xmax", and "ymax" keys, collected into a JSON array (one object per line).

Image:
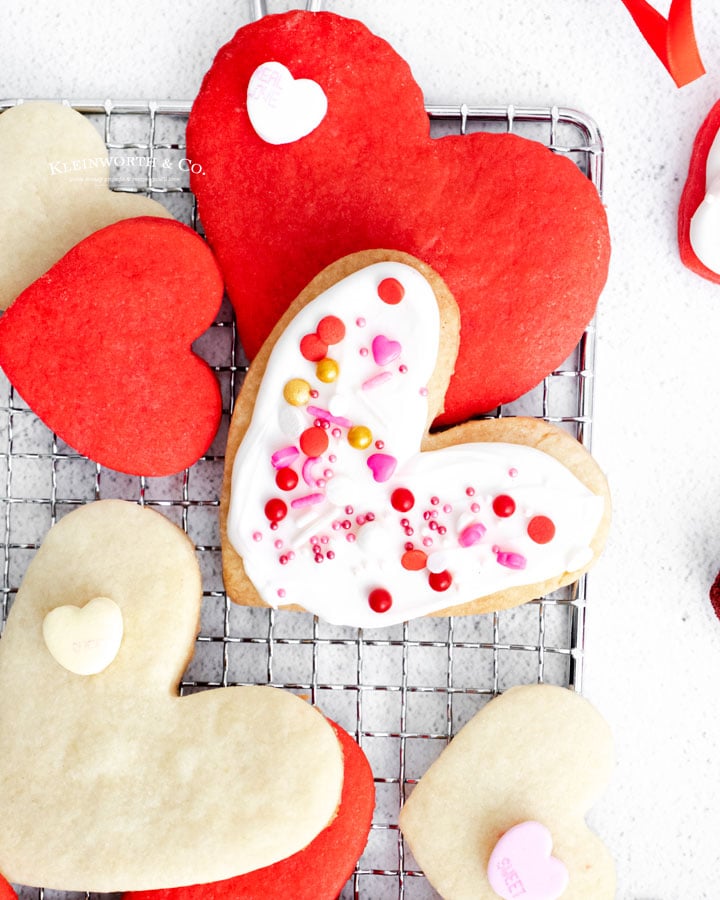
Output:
[{"xmin": 619, "ymin": 0, "xmax": 705, "ymax": 87}]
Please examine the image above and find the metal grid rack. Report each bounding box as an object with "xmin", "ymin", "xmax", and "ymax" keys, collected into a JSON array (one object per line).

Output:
[{"xmin": 0, "ymin": 98, "xmax": 604, "ymax": 900}]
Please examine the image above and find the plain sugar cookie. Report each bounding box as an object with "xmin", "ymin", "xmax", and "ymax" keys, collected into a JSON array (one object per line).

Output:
[
  {"xmin": 399, "ymin": 684, "xmax": 615, "ymax": 899},
  {"xmin": 0, "ymin": 101, "xmax": 173, "ymax": 309},
  {"xmin": 0, "ymin": 500, "xmax": 343, "ymax": 892}
]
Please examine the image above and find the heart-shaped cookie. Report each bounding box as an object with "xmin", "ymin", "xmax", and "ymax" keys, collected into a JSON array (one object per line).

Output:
[
  {"xmin": 0, "ymin": 500, "xmax": 344, "ymax": 892},
  {"xmin": 0, "ymin": 876, "xmax": 15, "ymax": 900},
  {"xmin": 187, "ymin": 10, "xmax": 610, "ymax": 423},
  {"xmin": 0, "ymin": 101, "xmax": 173, "ymax": 309},
  {"xmin": 123, "ymin": 719, "xmax": 375, "ymax": 900},
  {"xmin": 399, "ymin": 684, "xmax": 615, "ymax": 899},
  {"xmin": 678, "ymin": 98, "xmax": 720, "ymax": 282},
  {"xmin": 0, "ymin": 216, "xmax": 223, "ymax": 476},
  {"xmin": 220, "ymin": 251, "xmax": 610, "ymax": 628}
]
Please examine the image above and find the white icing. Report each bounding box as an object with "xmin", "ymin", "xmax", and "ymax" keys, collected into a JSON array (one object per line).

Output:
[
  {"xmin": 689, "ymin": 128, "xmax": 720, "ymax": 273},
  {"xmin": 227, "ymin": 262, "xmax": 604, "ymax": 628},
  {"xmin": 246, "ymin": 61, "xmax": 327, "ymax": 146}
]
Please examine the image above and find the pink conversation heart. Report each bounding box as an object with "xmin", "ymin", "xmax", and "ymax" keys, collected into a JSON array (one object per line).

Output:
[
  {"xmin": 371, "ymin": 334, "xmax": 401, "ymax": 366},
  {"xmin": 487, "ymin": 821, "xmax": 569, "ymax": 900}
]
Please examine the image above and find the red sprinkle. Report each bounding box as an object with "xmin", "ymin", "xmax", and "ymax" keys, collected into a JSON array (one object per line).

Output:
[
  {"xmin": 317, "ymin": 315, "xmax": 346, "ymax": 345},
  {"xmin": 264, "ymin": 497, "xmax": 287, "ymax": 523},
  {"xmin": 428, "ymin": 569, "xmax": 453, "ymax": 592},
  {"xmin": 401, "ymin": 549, "xmax": 427, "ymax": 571},
  {"xmin": 368, "ymin": 588, "xmax": 393, "ymax": 613},
  {"xmin": 300, "ymin": 426, "xmax": 329, "ymax": 458},
  {"xmin": 391, "ymin": 487, "xmax": 415, "ymax": 512},
  {"xmin": 492, "ymin": 494, "xmax": 516, "ymax": 517},
  {"xmin": 275, "ymin": 467, "xmax": 299, "ymax": 491},
  {"xmin": 300, "ymin": 333, "xmax": 328, "ymax": 362},
  {"xmin": 377, "ymin": 277, "xmax": 405, "ymax": 304},
  {"xmin": 527, "ymin": 514, "xmax": 556, "ymax": 544}
]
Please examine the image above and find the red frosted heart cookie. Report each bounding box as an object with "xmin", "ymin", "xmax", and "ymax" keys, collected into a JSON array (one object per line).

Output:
[
  {"xmin": 123, "ymin": 720, "xmax": 375, "ymax": 900},
  {"xmin": 0, "ymin": 217, "xmax": 223, "ymax": 476},
  {"xmin": 0, "ymin": 876, "xmax": 15, "ymax": 900},
  {"xmin": 187, "ymin": 10, "xmax": 610, "ymax": 423}
]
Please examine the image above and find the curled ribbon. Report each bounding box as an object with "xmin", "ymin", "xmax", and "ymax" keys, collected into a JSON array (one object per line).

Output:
[{"xmin": 619, "ymin": 0, "xmax": 705, "ymax": 87}]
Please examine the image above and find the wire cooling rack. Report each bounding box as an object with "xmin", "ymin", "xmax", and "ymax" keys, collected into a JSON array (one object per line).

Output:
[{"xmin": 0, "ymin": 98, "xmax": 604, "ymax": 900}]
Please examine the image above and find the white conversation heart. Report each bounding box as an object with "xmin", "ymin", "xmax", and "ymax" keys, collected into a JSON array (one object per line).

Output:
[
  {"xmin": 247, "ymin": 61, "xmax": 327, "ymax": 145},
  {"xmin": 42, "ymin": 596, "xmax": 123, "ymax": 675}
]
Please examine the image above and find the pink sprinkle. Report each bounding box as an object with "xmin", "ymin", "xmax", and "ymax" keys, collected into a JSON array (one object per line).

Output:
[
  {"xmin": 290, "ymin": 493, "xmax": 325, "ymax": 509},
  {"xmin": 362, "ymin": 372, "xmax": 393, "ymax": 391},
  {"xmin": 346, "ymin": 533, "xmax": 356, "ymax": 543},
  {"xmin": 332, "ymin": 427, "xmax": 341, "ymax": 439},
  {"xmin": 328, "ymin": 454, "xmax": 337, "ymax": 464},
  {"xmin": 345, "ymin": 505, "xmax": 354, "ymax": 515},
  {"xmin": 419, "ymin": 387, "xmax": 428, "ymax": 397},
  {"xmin": 277, "ymin": 589, "xmax": 286, "ymax": 599},
  {"xmin": 324, "ymin": 469, "xmax": 333, "ymax": 479},
  {"xmin": 496, "ymin": 551, "xmax": 527, "ymax": 570},
  {"xmin": 327, "ymin": 550, "xmax": 335, "ymax": 560},
  {"xmin": 360, "ymin": 347, "xmax": 369, "ymax": 357},
  {"xmin": 423, "ymin": 537, "xmax": 433, "ymax": 547},
  {"xmin": 252, "ymin": 531, "xmax": 262, "ymax": 542},
  {"xmin": 509, "ymin": 467, "xmax": 518, "ymax": 478},
  {"xmin": 274, "ymin": 539, "xmax": 283, "ymax": 550},
  {"xmin": 271, "ymin": 446, "xmax": 300, "ymax": 469},
  {"xmin": 366, "ymin": 512, "xmax": 375, "ymax": 522},
  {"xmin": 399, "ymin": 364, "xmax": 408, "ymax": 374},
  {"xmin": 307, "ymin": 406, "xmax": 353, "ymax": 429},
  {"xmin": 466, "ymin": 487, "xmax": 475, "ymax": 497},
  {"xmin": 302, "ymin": 456, "xmax": 320, "ymax": 487},
  {"xmin": 367, "ymin": 452, "xmax": 397, "ymax": 483},
  {"xmin": 443, "ymin": 504, "xmax": 452, "ymax": 514},
  {"xmin": 471, "ymin": 502, "xmax": 481, "ymax": 514},
  {"xmin": 310, "ymin": 389, "xmax": 319, "ymax": 399},
  {"xmin": 459, "ymin": 522, "xmax": 487, "ymax": 547},
  {"xmin": 356, "ymin": 317, "xmax": 366, "ymax": 327}
]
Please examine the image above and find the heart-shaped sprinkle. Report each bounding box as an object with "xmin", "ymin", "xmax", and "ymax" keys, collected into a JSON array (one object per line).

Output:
[
  {"xmin": 247, "ymin": 61, "xmax": 327, "ymax": 146},
  {"xmin": 367, "ymin": 452, "xmax": 397, "ymax": 483},
  {"xmin": 42, "ymin": 596, "xmax": 123, "ymax": 676},
  {"xmin": 371, "ymin": 334, "xmax": 402, "ymax": 367},
  {"xmin": 487, "ymin": 821, "xmax": 569, "ymax": 900}
]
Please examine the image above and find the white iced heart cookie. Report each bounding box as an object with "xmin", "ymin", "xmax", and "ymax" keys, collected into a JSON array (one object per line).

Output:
[
  {"xmin": 0, "ymin": 102, "xmax": 173, "ymax": 309},
  {"xmin": 43, "ymin": 595, "xmax": 123, "ymax": 676},
  {"xmin": 220, "ymin": 251, "xmax": 611, "ymax": 627},
  {"xmin": 0, "ymin": 500, "xmax": 343, "ymax": 892},
  {"xmin": 399, "ymin": 684, "xmax": 615, "ymax": 899},
  {"xmin": 247, "ymin": 61, "xmax": 328, "ymax": 144}
]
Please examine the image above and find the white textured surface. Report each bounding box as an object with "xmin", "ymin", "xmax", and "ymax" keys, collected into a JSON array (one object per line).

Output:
[{"xmin": 3, "ymin": 1, "xmax": 720, "ymax": 897}]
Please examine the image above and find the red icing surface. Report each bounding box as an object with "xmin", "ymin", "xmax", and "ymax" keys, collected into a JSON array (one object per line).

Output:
[
  {"xmin": 678, "ymin": 99, "xmax": 720, "ymax": 283},
  {"xmin": 123, "ymin": 721, "xmax": 375, "ymax": 900},
  {"xmin": 187, "ymin": 10, "xmax": 610, "ymax": 423},
  {"xmin": 0, "ymin": 876, "xmax": 15, "ymax": 900},
  {"xmin": 0, "ymin": 218, "xmax": 223, "ymax": 476}
]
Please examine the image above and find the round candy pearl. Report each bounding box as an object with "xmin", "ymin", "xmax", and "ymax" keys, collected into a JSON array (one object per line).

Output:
[
  {"xmin": 300, "ymin": 426, "xmax": 329, "ymax": 458},
  {"xmin": 317, "ymin": 315, "xmax": 346, "ymax": 345},
  {"xmin": 368, "ymin": 588, "xmax": 393, "ymax": 613},
  {"xmin": 264, "ymin": 497, "xmax": 287, "ymax": 523},
  {"xmin": 348, "ymin": 425, "xmax": 373, "ymax": 449},
  {"xmin": 316, "ymin": 357, "xmax": 339, "ymax": 383},
  {"xmin": 391, "ymin": 487, "xmax": 415, "ymax": 512},
  {"xmin": 283, "ymin": 378, "xmax": 311, "ymax": 406},
  {"xmin": 299, "ymin": 333, "xmax": 328, "ymax": 362},
  {"xmin": 275, "ymin": 467, "xmax": 299, "ymax": 491},
  {"xmin": 528, "ymin": 514, "xmax": 556, "ymax": 544},
  {"xmin": 377, "ymin": 277, "xmax": 405, "ymax": 305},
  {"xmin": 492, "ymin": 494, "xmax": 516, "ymax": 517},
  {"xmin": 428, "ymin": 569, "xmax": 452, "ymax": 592}
]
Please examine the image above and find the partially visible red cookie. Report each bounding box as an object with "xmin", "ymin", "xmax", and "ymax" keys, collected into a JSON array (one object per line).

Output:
[
  {"xmin": 123, "ymin": 720, "xmax": 375, "ymax": 900},
  {"xmin": 0, "ymin": 876, "xmax": 15, "ymax": 900},
  {"xmin": 709, "ymin": 570, "xmax": 720, "ymax": 619},
  {"xmin": 678, "ymin": 100, "xmax": 720, "ymax": 282},
  {"xmin": 187, "ymin": 10, "xmax": 610, "ymax": 423},
  {"xmin": 0, "ymin": 217, "xmax": 224, "ymax": 476}
]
